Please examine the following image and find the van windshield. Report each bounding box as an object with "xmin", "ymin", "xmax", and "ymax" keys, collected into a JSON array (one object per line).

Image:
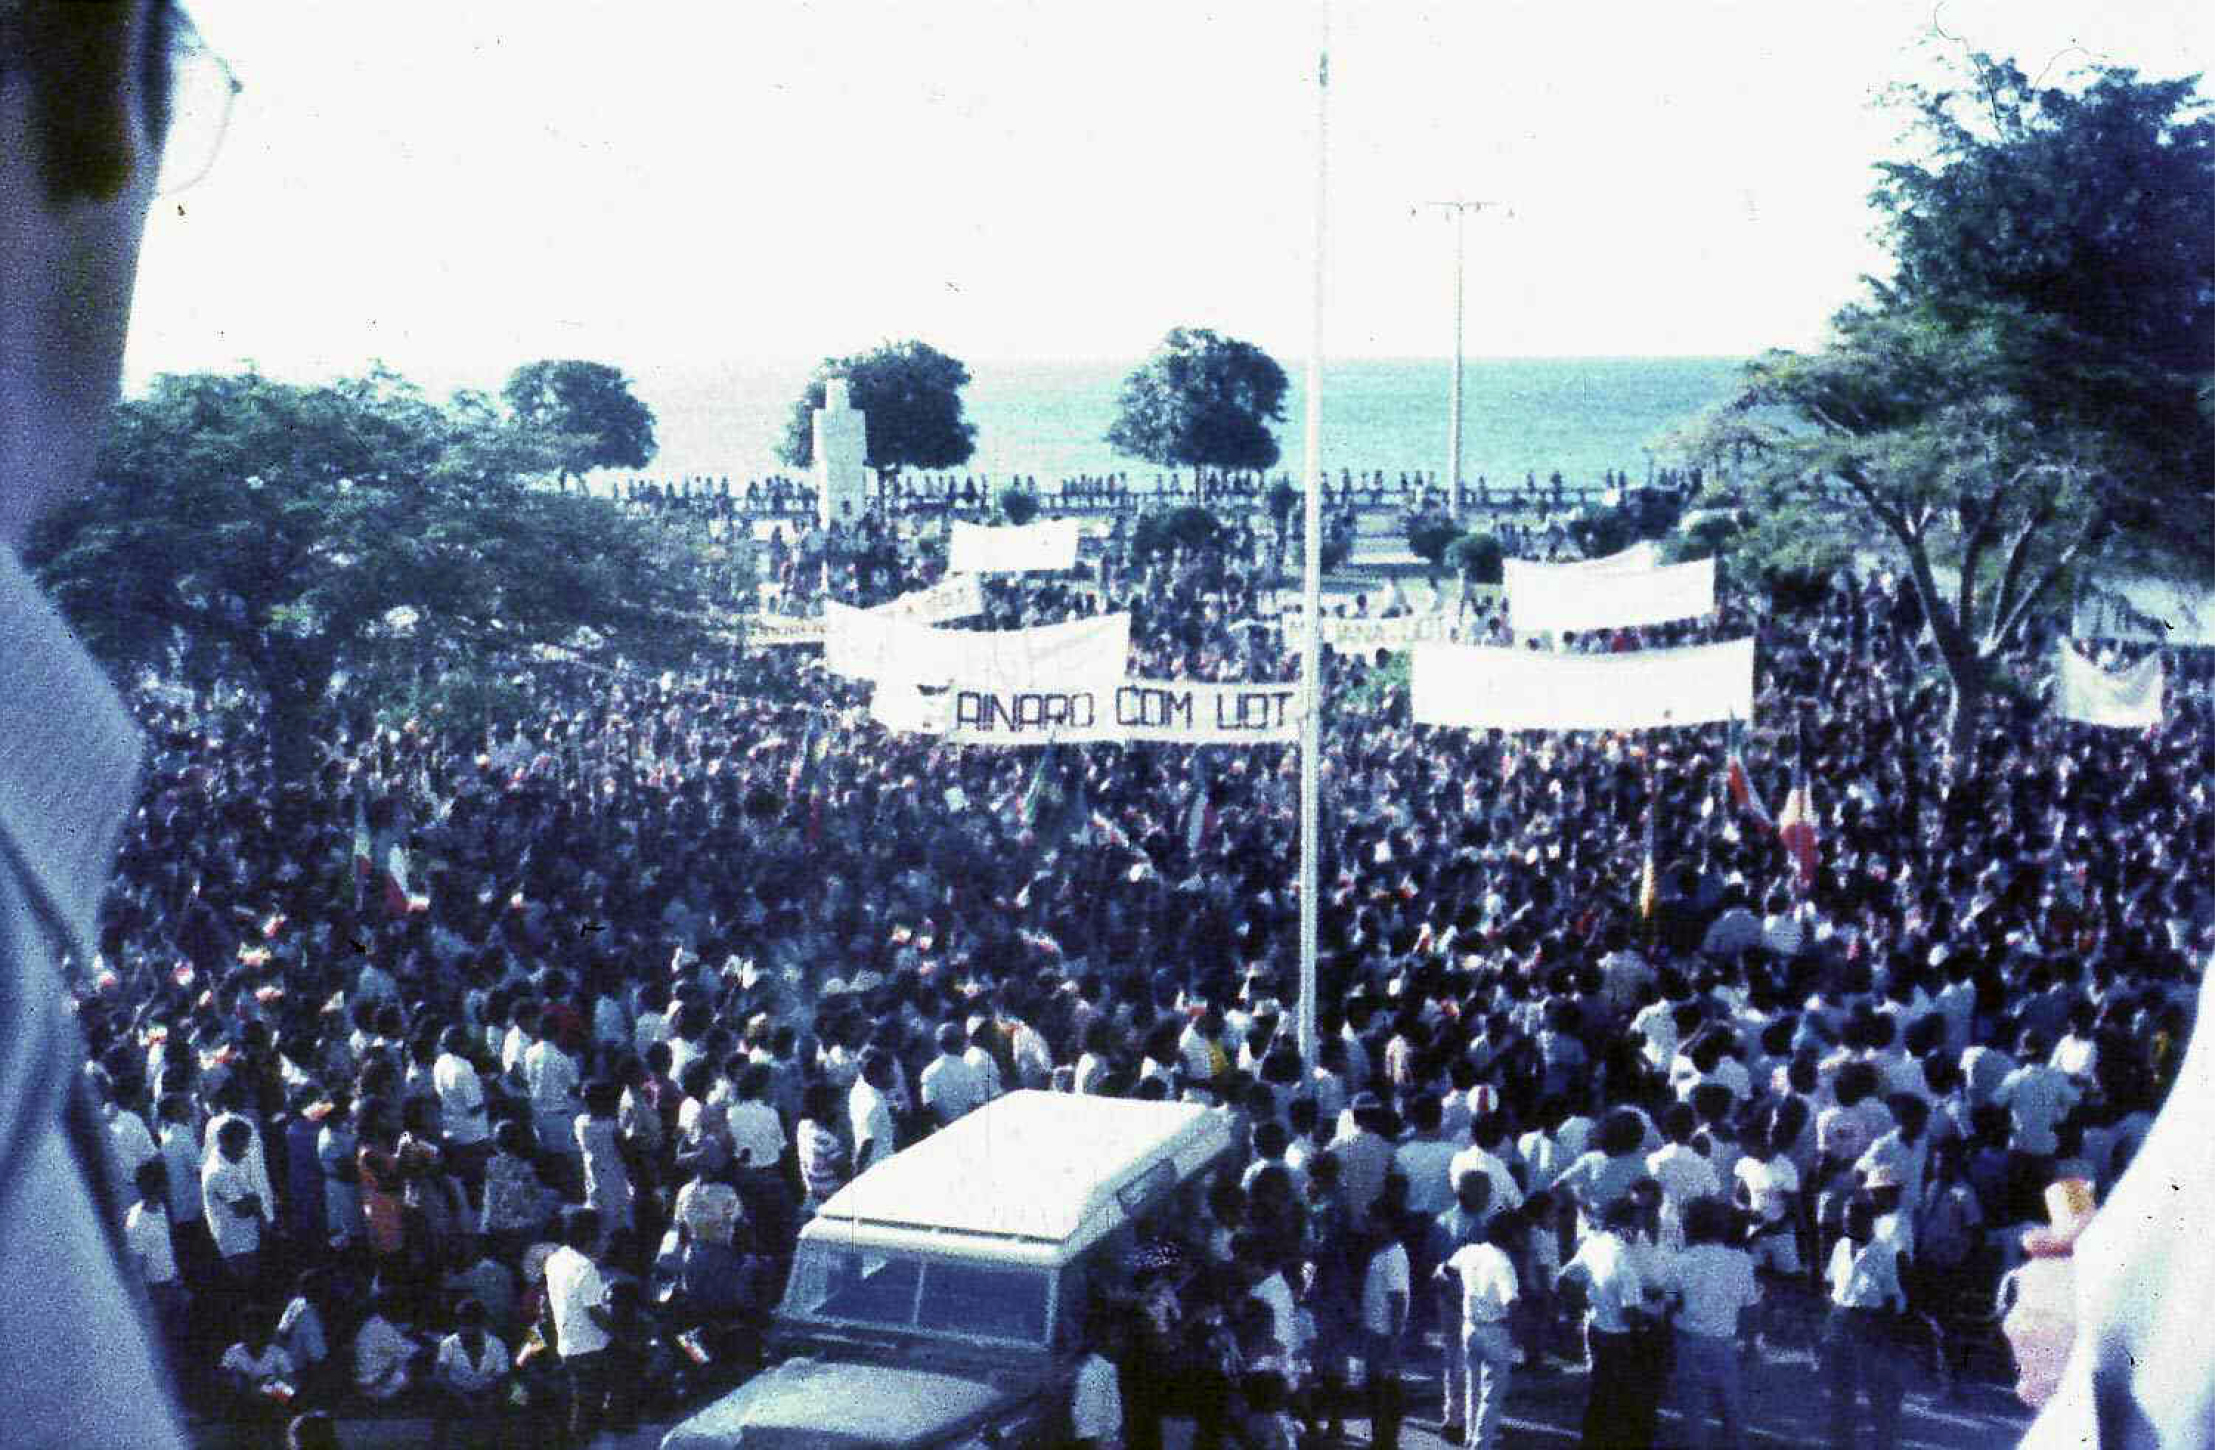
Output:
[{"xmin": 783, "ymin": 1246, "xmax": 1052, "ymax": 1345}]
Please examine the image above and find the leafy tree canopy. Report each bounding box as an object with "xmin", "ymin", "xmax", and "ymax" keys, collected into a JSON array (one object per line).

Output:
[
  {"xmin": 502, "ymin": 359, "xmax": 658, "ymax": 488},
  {"xmin": 997, "ymin": 485, "xmax": 1041, "ymax": 526},
  {"xmin": 1132, "ymin": 504, "xmax": 1229, "ymax": 562},
  {"xmin": 778, "ymin": 340, "xmax": 978, "ymax": 477},
  {"xmin": 1106, "ymin": 327, "xmax": 1289, "ymax": 474},
  {"xmin": 1446, "ymin": 531, "xmax": 1504, "ymax": 585},
  {"xmin": 1668, "ymin": 52, "xmax": 2213, "ymax": 766},
  {"xmin": 31, "ymin": 368, "xmax": 713, "ymax": 780}
]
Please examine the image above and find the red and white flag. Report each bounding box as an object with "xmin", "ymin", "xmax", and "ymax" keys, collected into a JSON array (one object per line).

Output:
[{"xmin": 1776, "ymin": 758, "xmax": 1819, "ymax": 891}]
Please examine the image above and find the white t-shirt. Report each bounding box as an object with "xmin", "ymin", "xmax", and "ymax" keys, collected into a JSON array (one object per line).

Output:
[
  {"xmin": 124, "ymin": 1202, "xmax": 178, "ymax": 1286},
  {"xmin": 1560, "ymin": 1231, "xmax": 1646, "ymax": 1334},
  {"xmin": 220, "ymin": 1341, "xmax": 294, "ymax": 1385},
  {"xmin": 919, "ymin": 1054, "xmax": 986, "ymax": 1126},
  {"xmin": 724, "ymin": 1099, "xmax": 788, "ymax": 1170},
  {"xmin": 436, "ymin": 1332, "xmax": 509, "ymax": 1394},
  {"xmin": 1361, "ymin": 1240, "xmax": 1411, "ymax": 1337},
  {"xmin": 201, "ymin": 1155, "xmax": 266, "ymax": 1258},
  {"xmin": 1443, "ymin": 1242, "xmax": 1519, "ymax": 1325},
  {"xmin": 1734, "ymin": 1153, "xmax": 1799, "ymax": 1224},
  {"xmin": 1070, "ymin": 1351, "xmax": 1122, "ymax": 1439},
  {"xmin": 542, "ymin": 1245, "xmax": 611, "ymax": 1358},
  {"xmin": 1996, "ymin": 1064, "xmax": 2080, "ymax": 1157},
  {"xmin": 1670, "ymin": 1243, "xmax": 1758, "ymax": 1338},
  {"xmin": 850, "ymin": 1080, "xmax": 897, "ymax": 1171},
  {"xmin": 433, "ymin": 1053, "xmax": 489, "ymax": 1146}
]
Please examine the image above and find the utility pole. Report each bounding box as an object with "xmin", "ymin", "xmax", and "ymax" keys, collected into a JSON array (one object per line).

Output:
[
  {"xmin": 1296, "ymin": 0, "xmax": 1331, "ymax": 1073},
  {"xmin": 1418, "ymin": 199, "xmax": 1509, "ymax": 515}
]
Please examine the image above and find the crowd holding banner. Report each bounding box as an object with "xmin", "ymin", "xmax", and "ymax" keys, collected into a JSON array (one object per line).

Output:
[{"xmin": 58, "ymin": 483, "xmax": 2215, "ymax": 1447}]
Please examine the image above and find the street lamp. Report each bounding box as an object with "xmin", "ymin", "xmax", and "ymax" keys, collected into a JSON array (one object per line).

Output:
[{"xmin": 1418, "ymin": 199, "xmax": 1509, "ymax": 515}]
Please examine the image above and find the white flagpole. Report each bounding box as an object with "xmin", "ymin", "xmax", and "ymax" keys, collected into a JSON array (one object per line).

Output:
[{"xmin": 1297, "ymin": 0, "xmax": 1330, "ymax": 1072}]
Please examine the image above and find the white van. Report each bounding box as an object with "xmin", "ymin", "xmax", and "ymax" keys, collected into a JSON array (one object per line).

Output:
[{"xmin": 662, "ymin": 1090, "xmax": 1237, "ymax": 1449}]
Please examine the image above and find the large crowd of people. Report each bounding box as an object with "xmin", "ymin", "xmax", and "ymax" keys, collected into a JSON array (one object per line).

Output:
[{"xmin": 77, "ymin": 491, "xmax": 2210, "ymax": 1448}]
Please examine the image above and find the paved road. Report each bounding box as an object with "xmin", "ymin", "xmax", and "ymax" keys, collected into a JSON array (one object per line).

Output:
[{"xmin": 1277, "ymin": 1335, "xmax": 2034, "ymax": 1449}]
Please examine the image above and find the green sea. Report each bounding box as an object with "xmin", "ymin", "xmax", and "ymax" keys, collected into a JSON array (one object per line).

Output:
[{"xmin": 601, "ymin": 355, "xmax": 1747, "ymax": 492}]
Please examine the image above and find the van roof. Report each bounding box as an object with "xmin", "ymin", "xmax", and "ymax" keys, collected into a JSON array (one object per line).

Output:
[{"xmin": 810, "ymin": 1091, "xmax": 1228, "ymax": 1248}]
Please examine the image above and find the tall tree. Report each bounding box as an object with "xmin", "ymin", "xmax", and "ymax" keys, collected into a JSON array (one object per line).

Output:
[
  {"xmin": 1106, "ymin": 327, "xmax": 1290, "ymax": 476},
  {"xmin": 1672, "ymin": 53, "xmax": 2213, "ymax": 774},
  {"xmin": 502, "ymin": 359, "xmax": 658, "ymax": 491},
  {"xmin": 777, "ymin": 340, "xmax": 978, "ymax": 486},
  {"xmin": 31, "ymin": 369, "xmax": 711, "ymax": 781}
]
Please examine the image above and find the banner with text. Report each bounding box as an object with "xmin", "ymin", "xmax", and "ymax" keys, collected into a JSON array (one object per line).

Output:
[
  {"xmin": 1318, "ymin": 611, "xmax": 1461, "ymax": 652},
  {"xmin": 871, "ymin": 572, "xmax": 987, "ymax": 624},
  {"xmin": 1504, "ymin": 555, "xmax": 1715, "ymax": 635},
  {"xmin": 745, "ymin": 613, "xmax": 827, "ymax": 647},
  {"xmin": 949, "ymin": 518, "xmax": 1081, "ymax": 573},
  {"xmin": 1413, "ymin": 636, "xmax": 1754, "ymax": 732},
  {"xmin": 2056, "ymin": 645, "xmax": 2164, "ymax": 729},
  {"xmin": 876, "ymin": 675, "xmax": 1300, "ymax": 745}
]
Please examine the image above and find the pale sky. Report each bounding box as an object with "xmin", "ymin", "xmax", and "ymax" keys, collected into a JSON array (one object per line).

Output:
[{"xmin": 126, "ymin": 0, "xmax": 2208, "ymax": 390}]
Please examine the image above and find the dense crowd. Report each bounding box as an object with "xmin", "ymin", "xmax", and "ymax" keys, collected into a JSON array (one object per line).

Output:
[{"xmin": 77, "ymin": 493, "xmax": 2210, "ymax": 1448}]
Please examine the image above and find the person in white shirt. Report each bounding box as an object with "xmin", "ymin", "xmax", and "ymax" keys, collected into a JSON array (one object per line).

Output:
[
  {"xmin": 433, "ymin": 1298, "xmax": 509, "ymax": 1446},
  {"xmin": 1647, "ymin": 1104, "xmax": 1722, "ymax": 1255},
  {"xmin": 1668, "ymin": 1197, "xmax": 1761, "ymax": 1449},
  {"xmin": 1822, "ymin": 1197, "xmax": 1905, "ymax": 1450},
  {"xmin": 219, "ymin": 1312, "xmax": 297, "ymax": 1411},
  {"xmin": 543, "ymin": 1209, "xmax": 615, "ymax": 1441},
  {"xmin": 1436, "ymin": 1214, "xmax": 1521, "ymax": 1450},
  {"xmin": 918, "ymin": 1023, "xmax": 986, "ymax": 1128},
  {"xmin": 523, "ymin": 1028, "xmax": 583, "ymax": 1163},
  {"xmin": 125, "ymin": 1161, "xmax": 187, "ymax": 1354},
  {"xmin": 1392, "ymin": 1095, "xmax": 1460, "ymax": 1218},
  {"xmin": 961, "ymin": 1020, "xmax": 1007, "ymax": 1104},
  {"xmin": 1558, "ymin": 1199, "xmax": 1654, "ymax": 1446},
  {"xmin": 201, "ymin": 1118, "xmax": 271, "ymax": 1283},
  {"xmin": 1359, "ymin": 1218, "xmax": 1412, "ymax": 1450},
  {"xmin": 431, "ymin": 1027, "xmax": 490, "ymax": 1167},
  {"xmin": 722, "ymin": 1063, "xmax": 788, "ymax": 1173},
  {"xmin": 353, "ymin": 1295, "xmax": 418, "ymax": 1402},
  {"xmin": 1069, "ymin": 1305, "xmax": 1123, "ymax": 1449},
  {"xmin": 1446, "ymin": 1118, "xmax": 1525, "ymax": 1221},
  {"xmin": 849, "ymin": 1050, "xmax": 899, "ymax": 1173}
]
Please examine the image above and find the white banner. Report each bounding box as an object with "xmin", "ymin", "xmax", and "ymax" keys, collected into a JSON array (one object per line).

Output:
[
  {"xmin": 2056, "ymin": 645, "xmax": 2163, "ymax": 729},
  {"xmin": 949, "ymin": 518, "xmax": 1080, "ymax": 573},
  {"xmin": 1319, "ymin": 612, "xmax": 1460, "ymax": 652},
  {"xmin": 870, "ymin": 572, "xmax": 986, "ymax": 625},
  {"xmin": 830, "ymin": 606, "xmax": 1129, "ymax": 690},
  {"xmin": 1561, "ymin": 541, "xmax": 1663, "ymax": 573},
  {"xmin": 745, "ymin": 613, "xmax": 826, "ymax": 647},
  {"xmin": 1504, "ymin": 555, "xmax": 1715, "ymax": 635},
  {"xmin": 877, "ymin": 676, "xmax": 1299, "ymax": 745},
  {"xmin": 1412, "ymin": 636, "xmax": 1754, "ymax": 732}
]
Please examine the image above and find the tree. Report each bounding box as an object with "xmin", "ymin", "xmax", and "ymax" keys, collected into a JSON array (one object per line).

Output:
[
  {"xmin": 1131, "ymin": 504, "xmax": 1228, "ymax": 562},
  {"xmin": 1106, "ymin": 327, "xmax": 1290, "ymax": 476},
  {"xmin": 1405, "ymin": 509, "xmax": 1460, "ymax": 571},
  {"xmin": 31, "ymin": 369, "xmax": 714, "ymax": 782},
  {"xmin": 1446, "ymin": 530, "xmax": 1504, "ymax": 587},
  {"xmin": 501, "ymin": 359, "xmax": 657, "ymax": 491},
  {"xmin": 1670, "ymin": 53, "xmax": 2213, "ymax": 774},
  {"xmin": 777, "ymin": 340, "xmax": 977, "ymax": 486},
  {"xmin": 997, "ymin": 484, "xmax": 1040, "ymax": 526}
]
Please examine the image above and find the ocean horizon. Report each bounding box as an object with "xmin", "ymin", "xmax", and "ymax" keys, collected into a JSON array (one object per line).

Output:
[{"xmin": 586, "ymin": 354, "xmax": 1749, "ymax": 495}]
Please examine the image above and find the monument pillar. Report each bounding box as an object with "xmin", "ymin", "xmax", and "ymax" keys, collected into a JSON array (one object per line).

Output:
[{"xmin": 812, "ymin": 378, "xmax": 869, "ymax": 528}]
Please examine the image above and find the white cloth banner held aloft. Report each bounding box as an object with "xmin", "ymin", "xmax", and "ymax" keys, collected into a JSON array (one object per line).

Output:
[
  {"xmin": 1318, "ymin": 612, "xmax": 1460, "ymax": 652},
  {"xmin": 875, "ymin": 676, "xmax": 1299, "ymax": 745},
  {"xmin": 2056, "ymin": 645, "xmax": 2163, "ymax": 729},
  {"xmin": 1558, "ymin": 541, "xmax": 1662, "ymax": 573},
  {"xmin": 949, "ymin": 518, "xmax": 1080, "ymax": 574},
  {"xmin": 1412, "ymin": 636, "xmax": 1754, "ymax": 733},
  {"xmin": 869, "ymin": 572, "xmax": 986, "ymax": 624},
  {"xmin": 828, "ymin": 605, "xmax": 1128, "ymax": 688},
  {"xmin": 1504, "ymin": 555, "xmax": 1715, "ymax": 635}
]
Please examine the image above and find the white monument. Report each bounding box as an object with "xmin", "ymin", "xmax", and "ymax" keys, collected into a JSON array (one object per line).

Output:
[{"xmin": 812, "ymin": 378, "xmax": 869, "ymax": 527}]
